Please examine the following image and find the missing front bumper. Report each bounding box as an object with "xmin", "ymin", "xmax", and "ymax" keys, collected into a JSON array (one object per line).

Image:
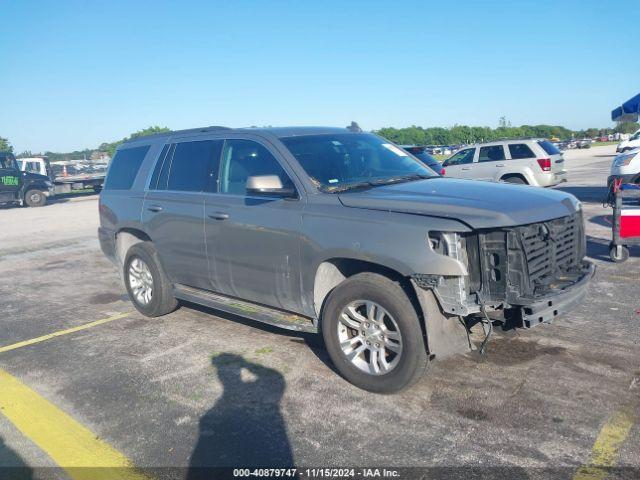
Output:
[{"xmin": 515, "ymin": 260, "xmax": 596, "ymax": 327}]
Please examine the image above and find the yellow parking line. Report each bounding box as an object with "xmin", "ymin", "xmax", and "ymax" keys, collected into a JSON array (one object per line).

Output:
[
  {"xmin": 0, "ymin": 368, "xmax": 149, "ymax": 480},
  {"xmin": 573, "ymin": 409, "xmax": 635, "ymax": 480},
  {"xmin": 0, "ymin": 313, "xmax": 130, "ymax": 354}
]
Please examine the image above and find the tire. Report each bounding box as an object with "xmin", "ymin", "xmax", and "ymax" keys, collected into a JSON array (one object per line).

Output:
[
  {"xmin": 123, "ymin": 242, "xmax": 179, "ymax": 317},
  {"xmin": 321, "ymin": 273, "xmax": 429, "ymax": 393},
  {"xmin": 24, "ymin": 189, "xmax": 46, "ymax": 207},
  {"xmin": 609, "ymin": 244, "xmax": 629, "ymax": 263},
  {"xmin": 502, "ymin": 176, "xmax": 527, "ymax": 185},
  {"xmin": 93, "ymin": 185, "xmax": 103, "ymax": 193}
]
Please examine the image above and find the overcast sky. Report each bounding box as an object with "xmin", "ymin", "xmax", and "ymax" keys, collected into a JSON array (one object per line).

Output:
[{"xmin": 1, "ymin": 0, "xmax": 639, "ymax": 153}]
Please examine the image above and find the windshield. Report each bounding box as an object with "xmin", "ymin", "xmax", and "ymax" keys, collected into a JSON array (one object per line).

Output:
[{"xmin": 280, "ymin": 133, "xmax": 436, "ymax": 191}]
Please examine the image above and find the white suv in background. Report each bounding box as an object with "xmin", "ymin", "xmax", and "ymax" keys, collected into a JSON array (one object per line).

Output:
[
  {"xmin": 609, "ymin": 148, "xmax": 640, "ymax": 185},
  {"xmin": 442, "ymin": 139, "xmax": 567, "ymax": 187},
  {"xmin": 616, "ymin": 129, "xmax": 640, "ymax": 153}
]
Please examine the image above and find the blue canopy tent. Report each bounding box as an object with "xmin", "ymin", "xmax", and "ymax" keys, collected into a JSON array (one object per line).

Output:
[{"xmin": 612, "ymin": 93, "xmax": 640, "ymax": 122}]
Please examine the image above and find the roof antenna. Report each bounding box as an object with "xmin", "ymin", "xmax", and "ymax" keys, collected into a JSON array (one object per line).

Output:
[{"xmin": 346, "ymin": 121, "xmax": 362, "ymax": 132}]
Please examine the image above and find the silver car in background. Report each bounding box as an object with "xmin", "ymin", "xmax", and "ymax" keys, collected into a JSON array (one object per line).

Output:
[{"xmin": 442, "ymin": 139, "xmax": 567, "ymax": 187}]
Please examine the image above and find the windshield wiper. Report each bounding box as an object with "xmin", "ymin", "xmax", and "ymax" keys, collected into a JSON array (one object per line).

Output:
[
  {"xmin": 369, "ymin": 174, "xmax": 435, "ymax": 186},
  {"xmin": 323, "ymin": 181, "xmax": 377, "ymax": 193},
  {"xmin": 323, "ymin": 174, "xmax": 435, "ymax": 193}
]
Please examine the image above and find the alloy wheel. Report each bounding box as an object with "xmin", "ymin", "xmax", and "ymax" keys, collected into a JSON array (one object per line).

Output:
[
  {"xmin": 128, "ymin": 257, "xmax": 154, "ymax": 305},
  {"xmin": 337, "ymin": 300, "xmax": 403, "ymax": 375}
]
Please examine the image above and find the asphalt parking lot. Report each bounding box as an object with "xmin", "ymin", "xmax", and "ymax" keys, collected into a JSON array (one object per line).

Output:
[{"xmin": 0, "ymin": 145, "xmax": 638, "ymax": 479}]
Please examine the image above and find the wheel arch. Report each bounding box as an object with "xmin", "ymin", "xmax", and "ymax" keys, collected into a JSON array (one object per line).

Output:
[
  {"xmin": 313, "ymin": 257, "xmax": 472, "ymax": 360},
  {"xmin": 313, "ymin": 257, "xmax": 420, "ymax": 319},
  {"xmin": 500, "ymin": 172, "xmax": 530, "ymax": 184},
  {"xmin": 115, "ymin": 228, "xmax": 152, "ymax": 269},
  {"xmin": 22, "ymin": 182, "xmax": 49, "ymax": 197}
]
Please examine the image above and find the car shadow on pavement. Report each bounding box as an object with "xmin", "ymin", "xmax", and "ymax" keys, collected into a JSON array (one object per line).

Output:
[
  {"xmin": 0, "ymin": 435, "xmax": 33, "ymax": 480},
  {"xmin": 187, "ymin": 353, "xmax": 294, "ymax": 478},
  {"xmin": 183, "ymin": 300, "xmax": 336, "ymax": 376},
  {"xmin": 588, "ymin": 214, "xmax": 612, "ymax": 228},
  {"xmin": 554, "ymin": 186, "xmax": 608, "ymax": 203},
  {"xmin": 586, "ymin": 235, "xmax": 612, "ymax": 262}
]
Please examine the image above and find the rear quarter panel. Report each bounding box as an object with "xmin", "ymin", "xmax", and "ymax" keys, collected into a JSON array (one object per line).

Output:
[{"xmin": 99, "ymin": 139, "xmax": 165, "ymax": 251}]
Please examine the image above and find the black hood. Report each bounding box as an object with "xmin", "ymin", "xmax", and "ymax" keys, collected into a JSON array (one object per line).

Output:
[
  {"xmin": 22, "ymin": 171, "xmax": 50, "ymax": 182},
  {"xmin": 338, "ymin": 178, "xmax": 580, "ymax": 229}
]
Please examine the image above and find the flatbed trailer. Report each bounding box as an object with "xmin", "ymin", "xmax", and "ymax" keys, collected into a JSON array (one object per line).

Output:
[
  {"xmin": 17, "ymin": 157, "xmax": 106, "ymax": 194},
  {"xmin": 53, "ymin": 172, "xmax": 106, "ymax": 194}
]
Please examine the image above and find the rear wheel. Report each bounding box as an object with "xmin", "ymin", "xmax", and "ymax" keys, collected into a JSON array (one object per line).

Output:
[
  {"xmin": 24, "ymin": 189, "xmax": 46, "ymax": 207},
  {"xmin": 321, "ymin": 273, "xmax": 429, "ymax": 393},
  {"xmin": 124, "ymin": 242, "xmax": 179, "ymax": 317}
]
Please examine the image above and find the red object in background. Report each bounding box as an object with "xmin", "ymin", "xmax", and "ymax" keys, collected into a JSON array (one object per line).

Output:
[
  {"xmin": 440, "ymin": 168, "xmax": 446, "ymax": 175},
  {"xmin": 620, "ymin": 209, "xmax": 640, "ymax": 238},
  {"xmin": 537, "ymin": 158, "xmax": 551, "ymax": 171}
]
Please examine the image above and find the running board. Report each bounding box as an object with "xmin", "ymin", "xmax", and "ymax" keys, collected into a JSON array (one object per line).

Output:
[{"xmin": 173, "ymin": 284, "xmax": 317, "ymax": 333}]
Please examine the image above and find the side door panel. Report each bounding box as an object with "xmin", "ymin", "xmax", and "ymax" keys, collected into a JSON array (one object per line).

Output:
[
  {"xmin": 142, "ymin": 139, "xmax": 222, "ymax": 290},
  {"xmin": 442, "ymin": 148, "xmax": 476, "ymax": 178},
  {"xmin": 475, "ymin": 145, "xmax": 507, "ymax": 181},
  {"xmin": 142, "ymin": 191, "xmax": 208, "ymax": 288},
  {"xmin": 506, "ymin": 143, "xmax": 538, "ymax": 182},
  {"xmin": 205, "ymin": 137, "xmax": 305, "ymax": 313}
]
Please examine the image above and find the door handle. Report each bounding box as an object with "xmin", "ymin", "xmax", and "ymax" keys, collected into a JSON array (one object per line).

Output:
[
  {"xmin": 147, "ymin": 205, "xmax": 163, "ymax": 212},
  {"xmin": 208, "ymin": 212, "xmax": 229, "ymax": 220},
  {"xmin": 495, "ymin": 164, "xmax": 505, "ymax": 167},
  {"xmin": 461, "ymin": 167, "xmax": 471, "ymax": 170}
]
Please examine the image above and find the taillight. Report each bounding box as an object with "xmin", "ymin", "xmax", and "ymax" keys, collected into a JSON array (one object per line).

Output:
[
  {"xmin": 537, "ymin": 158, "xmax": 551, "ymax": 172},
  {"xmin": 440, "ymin": 168, "xmax": 446, "ymax": 176}
]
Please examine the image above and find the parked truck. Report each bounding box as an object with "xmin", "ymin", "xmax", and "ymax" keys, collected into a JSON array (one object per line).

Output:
[
  {"xmin": 0, "ymin": 152, "xmax": 55, "ymax": 207},
  {"xmin": 16, "ymin": 156, "xmax": 106, "ymax": 194}
]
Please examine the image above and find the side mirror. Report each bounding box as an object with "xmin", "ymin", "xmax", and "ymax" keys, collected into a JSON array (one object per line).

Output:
[{"xmin": 246, "ymin": 175, "xmax": 297, "ymax": 198}]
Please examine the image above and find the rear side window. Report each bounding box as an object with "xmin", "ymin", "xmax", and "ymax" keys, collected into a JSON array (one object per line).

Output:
[
  {"xmin": 537, "ymin": 140, "xmax": 561, "ymax": 155},
  {"xmin": 149, "ymin": 144, "xmax": 171, "ymax": 190},
  {"xmin": 478, "ymin": 145, "xmax": 506, "ymax": 162},
  {"xmin": 508, "ymin": 143, "xmax": 535, "ymax": 159},
  {"xmin": 103, "ymin": 146, "xmax": 150, "ymax": 190},
  {"xmin": 151, "ymin": 140, "xmax": 222, "ymax": 192}
]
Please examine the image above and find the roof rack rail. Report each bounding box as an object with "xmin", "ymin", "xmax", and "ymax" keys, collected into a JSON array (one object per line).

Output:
[
  {"xmin": 123, "ymin": 125, "xmax": 231, "ymax": 143},
  {"xmin": 492, "ymin": 136, "xmax": 542, "ymax": 141}
]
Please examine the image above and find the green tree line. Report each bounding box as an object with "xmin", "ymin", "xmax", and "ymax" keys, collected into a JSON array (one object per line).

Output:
[
  {"xmin": 374, "ymin": 122, "xmax": 639, "ymax": 146},
  {"xmin": 2, "ymin": 122, "xmax": 639, "ymax": 160}
]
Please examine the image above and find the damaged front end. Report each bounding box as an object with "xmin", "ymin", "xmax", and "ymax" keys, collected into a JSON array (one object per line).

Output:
[{"xmin": 415, "ymin": 211, "xmax": 595, "ymax": 328}]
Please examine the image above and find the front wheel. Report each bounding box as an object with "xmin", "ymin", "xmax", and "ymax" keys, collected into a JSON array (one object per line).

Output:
[
  {"xmin": 322, "ymin": 273, "xmax": 429, "ymax": 393},
  {"xmin": 24, "ymin": 189, "xmax": 46, "ymax": 207}
]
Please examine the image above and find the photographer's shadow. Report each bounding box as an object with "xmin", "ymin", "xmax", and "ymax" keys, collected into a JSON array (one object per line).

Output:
[
  {"xmin": 0, "ymin": 435, "xmax": 33, "ymax": 480},
  {"xmin": 187, "ymin": 353, "xmax": 293, "ymax": 477}
]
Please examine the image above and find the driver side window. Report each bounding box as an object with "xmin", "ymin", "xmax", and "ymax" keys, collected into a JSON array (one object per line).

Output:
[
  {"xmin": 219, "ymin": 139, "xmax": 293, "ymax": 196},
  {"xmin": 444, "ymin": 148, "xmax": 475, "ymax": 166}
]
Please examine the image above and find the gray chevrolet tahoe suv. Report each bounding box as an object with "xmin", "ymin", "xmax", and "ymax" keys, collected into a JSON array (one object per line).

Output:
[{"xmin": 99, "ymin": 125, "xmax": 594, "ymax": 393}]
